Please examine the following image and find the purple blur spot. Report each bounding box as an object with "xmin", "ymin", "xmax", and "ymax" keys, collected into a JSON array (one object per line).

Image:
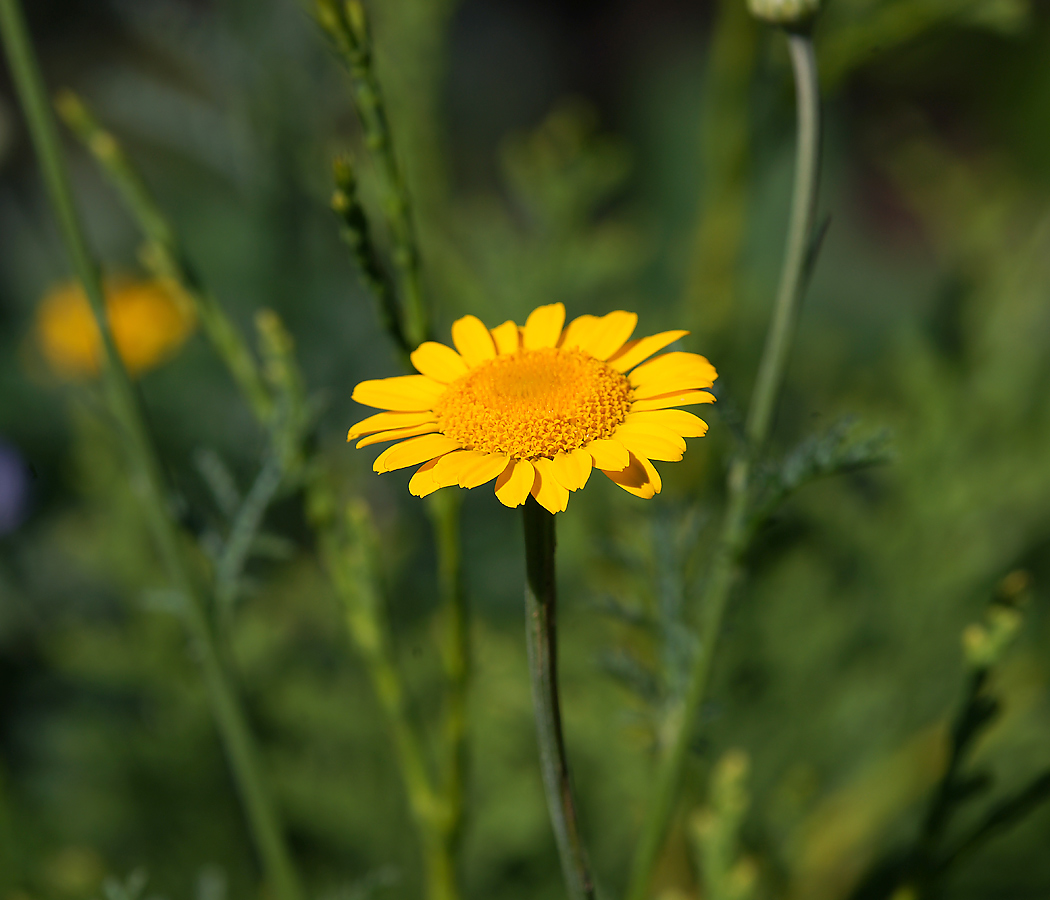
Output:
[{"xmin": 0, "ymin": 440, "xmax": 30, "ymax": 535}]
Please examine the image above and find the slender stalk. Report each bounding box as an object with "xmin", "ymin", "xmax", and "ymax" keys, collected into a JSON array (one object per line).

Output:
[
  {"xmin": 917, "ymin": 669, "xmax": 991, "ymax": 861},
  {"xmin": 933, "ymin": 769, "xmax": 1050, "ymax": 878},
  {"xmin": 366, "ymin": 646, "xmax": 457, "ymax": 900},
  {"xmin": 332, "ymin": 154, "xmax": 412, "ymax": 365},
  {"xmin": 320, "ymin": 6, "xmax": 468, "ymax": 892},
  {"xmin": 745, "ymin": 32, "xmax": 821, "ymax": 448},
  {"xmin": 54, "ymin": 90, "xmax": 274, "ymax": 423},
  {"xmin": 523, "ymin": 498, "xmax": 595, "ymax": 900},
  {"xmin": 0, "ymin": 7, "xmax": 302, "ymax": 900},
  {"xmin": 625, "ymin": 30, "xmax": 822, "ymax": 900},
  {"xmin": 311, "ymin": 493, "xmax": 458, "ymax": 900},
  {"xmin": 683, "ymin": 0, "xmax": 758, "ymax": 334},
  {"xmin": 317, "ymin": 0, "xmax": 429, "ymax": 348},
  {"xmin": 428, "ymin": 489, "xmax": 470, "ymax": 858},
  {"xmin": 215, "ymin": 450, "xmax": 286, "ymax": 615}
]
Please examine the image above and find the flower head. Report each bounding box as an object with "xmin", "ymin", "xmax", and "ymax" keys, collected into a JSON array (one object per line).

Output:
[
  {"xmin": 348, "ymin": 303, "xmax": 716, "ymax": 513},
  {"xmin": 36, "ymin": 278, "xmax": 195, "ymax": 379}
]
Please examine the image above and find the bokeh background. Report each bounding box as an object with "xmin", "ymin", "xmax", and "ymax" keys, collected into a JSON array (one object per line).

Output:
[{"xmin": 1, "ymin": 0, "xmax": 1049, "ymax": 898}]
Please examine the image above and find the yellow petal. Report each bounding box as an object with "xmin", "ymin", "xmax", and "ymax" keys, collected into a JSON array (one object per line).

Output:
[
  {"xmin": 613, "ymin": 424, "xmax": 684, "ymax": 462},
  {"xmin": 629, "ymin": 390, "xmax": 716, "ymax": 412},
  {"xmin": 431, "ymin": 449, "xmax": 488, "ymax": 488},
  {"xmin": 625, "ymin": 409, "xmax": 709, "ymax": 438},
  {"xmin": 570, "ymin": 448, "xmax": 593, "ymax": 489},
  {"xmin": 454, "ymin": 451, "xmax": 512, "ymax": 488},
  {"xmin": 494, "ymin": 458, "xmax": 536, "ymax": 507},
  {"xmin": 347, "ymin": 410, "xmax": 436, "ymax": 440},
  {"xmin": 617, "ymin": 421, "xmax": 686, "ymax": 452},
  {"xmin": 523, "ymin": 303, "xmax": 566, "ymax": 350},
  {"xmin": 452, "ymin": 314, "xmax": 497, "ymax": 367},
  {"xmin": 629, "ymin": 351, "xmax": 717, "ymax": 389},
  {"xmin": 550, "ymin": 449, "xmax": 592, "ymax": 492},
  {"xmin": 435, "ymin": 449, "xmax": 511, "ymax": 489},
  {"xmin": 356, "ymin": 422, "xmax": 440, "ymax": 447},
  {"xmin": 586, "ymin": 438, "xmax": 630, "ymax": 471},
  {"xmin": 432, "ymin": 448, "xmax": 478, "ymax": 481},
  {"xmin": 409, "ymin": 458, "xmax": 444, "ymax": 498},
  {"xmin": 607, "ymin": 330, "xmax": 689, "ymax": 373},
  {"xmin": 408, "ymin": 455, "xmax": 474, "ymax": 497},
  {"xmin": 559, "ymin": 314, "xmax": 598, "ymax": 350},
  {"xmin": 641, "ymin": 455, "xmax": 662, "ymax": 494},
  {"xmin": 575, "ymin": 311, "xmax": 637, "ymax": 360},
  {"xmin": 353, "ymin": 375, "xmax": 446, "ymax": 411},
  {"xmin": 373, "ymin": 434, "xmax": 462, "ymax": 473},
  {"xmin": 531, "ymin": 458, "xmax": 570, "ymax": 513},
  {"xmin": 632, "ymin": 377, "xmax": 719, "ymax": 401},
  {"xmin": 410, "ymin": 342, "xmax": 468, "ymax": 383},
  {"xmin": 491, "ymin": 320, "xmax": 520, "ymax": 356},
  {"xmin": 601, "ymin": 452, "xmax": 660, "ymax": 499}
]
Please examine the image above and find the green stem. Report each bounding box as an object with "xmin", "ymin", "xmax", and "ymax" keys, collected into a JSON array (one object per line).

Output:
[
  {"xmin": 523, "ymin": 498, "xmax": 595, "ymax": 900},
  {"xmin": 683, "ymin": 0, "xmax": 758, "ymax": 335},
  {"xmin": 0, "ymin": 7, "xmax": 302, "ymax": 899},
  {"xmin": 315, "ymin": 494, "xmax": 458, "ymax": 900},
  {"xmin": 745, "ymin": 32, "xmax": 821, "ymax": 448},
  {"xmin": 625, "ymin": 29, "xmax": 821, "ymax": 900},
  {"xmin": 215, "ymin": 450, "xmax": 286, "ymax": 616},
  {"xmin": 318, "ymin": 0, "xmax": 429, "ymax": 348},
  {"xmin": 55, "ymin": 90, "xmax": 274, "ymax": 423},
  {"xmin": 933, "ymin": 769, "xmax": 1050, "ymax": 879},
  {"xmin": 332, "ymin": 154, "xmax": 412, "ymax": 365},
  {"xmin": 428, "ymin": 490, "xmax": 469, "ymax": 858},
  {"xmin": 320, "ymin": 8, "xmax": 464, "ymax": 894},
  {"xmin": 366, "ymin": 647, "xmax": 456, "ymax": 900}
]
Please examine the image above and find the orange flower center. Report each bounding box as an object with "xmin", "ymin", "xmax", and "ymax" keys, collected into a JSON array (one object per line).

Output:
[{"xmin": 434, "ymin": 347, "xmax": 631, "ymax": 459}]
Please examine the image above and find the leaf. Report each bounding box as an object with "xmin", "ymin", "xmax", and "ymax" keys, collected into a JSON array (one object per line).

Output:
[
  {"xmin": 749, "ymin": 417, "xmax": 892, "ymax": 530},
  {"xmin": 193, "ymin": 447, "xmax": 241, "ymax": 518},
  {"xmin": 599, "ymin": 649, "xmax": 661, "ymax": 705}
]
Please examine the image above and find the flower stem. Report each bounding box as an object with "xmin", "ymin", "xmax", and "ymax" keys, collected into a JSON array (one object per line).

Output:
[
  {"xmin": 683, "ymin": 0, "xmax": 758, "ymax": 334},
  {"xmin": 332, "ymin": 154, "xmax": 413, "ymax": 365},
  {"xmin": 626, "ymin": 29, "xmax": 821, "ymax": 900},
  {"xmin": 522, "ymin": 498, "xmax": 595, "ymax": 900},
  {"xmin": 744, "ymin": 31, "xmax": 821, "ymax": 448},
  {"xmin": 310, "ymin": 491, "xmax": 458, "ymax": 900},
  {"xmin": 0, "ymin": 6, "xmax": 302, "ymax": 900},
  {"xmin": 54, "ymin": 90, "xmax": 274, "ymax": 423},
  {"xmin": 317, "ymin": 0, "xmax": 429, "ymax": 348},
  {"xmin": 428, "ymin": 490, "xmax": 470, "ymax": 859}
]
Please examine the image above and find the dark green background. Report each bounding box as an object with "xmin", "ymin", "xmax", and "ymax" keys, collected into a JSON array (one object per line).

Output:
[{"xmin": 1, "ymin": 1, "xmax": 1049, "ymax": 898}]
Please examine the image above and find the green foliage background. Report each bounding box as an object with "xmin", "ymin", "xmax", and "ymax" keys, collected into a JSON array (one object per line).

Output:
[{"xmin": 1, "ymin": 0, "xmax": 1049, "ymax": 898}]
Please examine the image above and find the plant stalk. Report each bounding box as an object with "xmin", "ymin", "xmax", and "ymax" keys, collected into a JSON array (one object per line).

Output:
[
  {"xmin": 0, "ymin": 6, "xmax": 302, "ymax": 900},
  {"xmin": 745, "ymin": 31, "xmax": 821, "ymax": 448},
  {"xmin": 683, "ymin": 0, "xmax": 758, "ymax": 335},
  {"xmin": 428, "ymin": 489, "xmax": 470, "ymax": 858},
  {"xmin": 523, "ymin": 498, "xmax": 595, "ymax": 900},
  {"xmin": 54, "ymin": 91, "xmax": 274, "ymax": 423},
  {"xmin": 321, "ymin": 5, "xmax": 468, "ymax": 889},
  {"xmin": 311, "ymin": 491, "xmax": 459, "ymax": 900},
  {"xmin": 318, "ymin": 0, "xmax": 429, "ymax": 348},
  {"xmin": 625, "ymin": 29, "xmax": 822, "ymax": 900}
]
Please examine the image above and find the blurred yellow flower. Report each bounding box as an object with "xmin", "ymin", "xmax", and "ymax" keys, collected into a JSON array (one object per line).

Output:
[
  {"xmin": 348, "ymin": 303, "xmax": 716, "ymax": 513},
  {"xmin": 36, "ymin": 278, "xmax": 195, "ymax": 378}
]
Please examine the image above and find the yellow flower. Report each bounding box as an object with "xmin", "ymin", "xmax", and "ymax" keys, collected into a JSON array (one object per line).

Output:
[
  {"xmin": 348, "ymin": 303, "xmax": 716, "ymax": 513},
  {"xmin": 36, "ymin": 278, "xmax": 195, "ymax": 379}
]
